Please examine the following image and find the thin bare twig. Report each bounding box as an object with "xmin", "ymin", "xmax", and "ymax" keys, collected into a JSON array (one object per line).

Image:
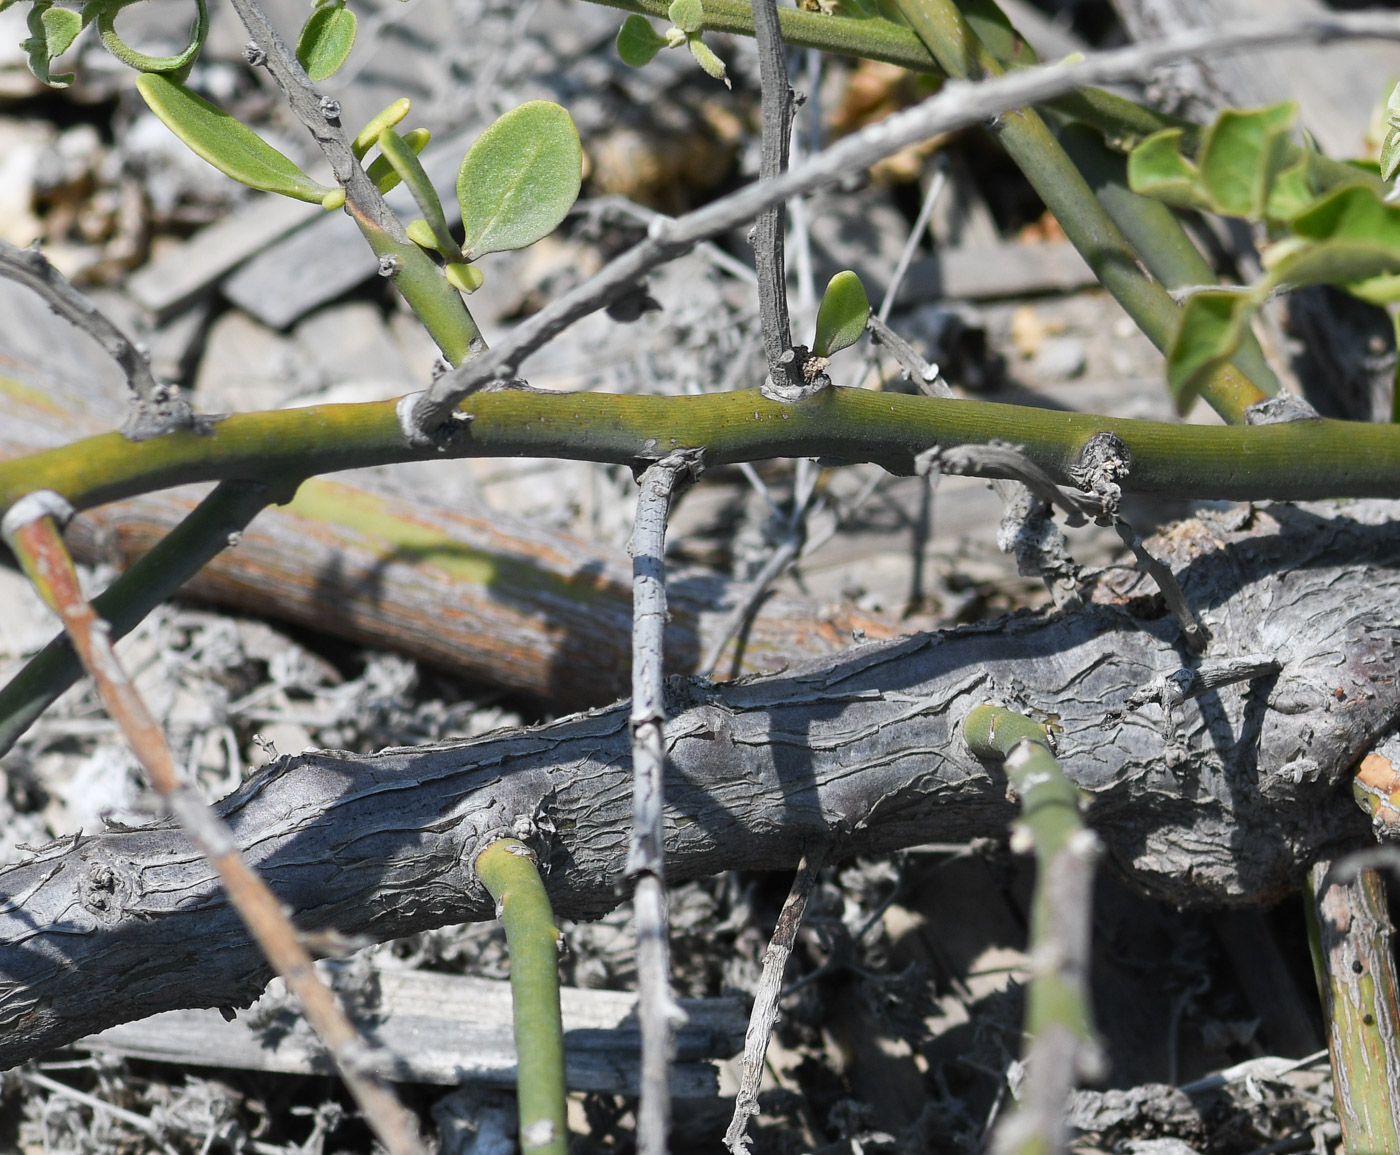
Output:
[
  {"xmin": 751, "ymin": 0, "xmax": 796, "ymax": 378},
  {"xmin": 724, "ymin": 846, "xmax": 827, "ymax": 1155},
  {"xmin": 0, "ymin": 479, "xmax": 274, "ymax": 758},
  {"xmin": 628, "ymin": 450, "xmax": 703, "ymax": 1155},
  {"xmin": 700, "ymin": 530, "xmax": 804, "ymax": 678},
  {"xmin": 877, "ymin": 156, "xmax": 948, "ymax": 326},
  {"xmin": 406, "ymin": 9, "xmax": 1400, "ymax": 434},
  {"xmin": 0, "ymin": 495, "xmax": 427, "ymax": 1155},
  {"xmin": 0, "ymin": 242, "xmax": 191, "ymax": 440},
  {"xmin": 866, "ymin": 313, "xmax": 950, "ymax": 397}
]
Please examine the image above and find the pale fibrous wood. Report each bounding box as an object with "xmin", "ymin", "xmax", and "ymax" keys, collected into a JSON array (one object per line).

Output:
[
  {"xmin": 83, "ymin": 968, "xmax": 745, "ymax": 1098},
  {"xmin": 0, "ymin": 499, "xmax": 1392, "ymax": 1067}
]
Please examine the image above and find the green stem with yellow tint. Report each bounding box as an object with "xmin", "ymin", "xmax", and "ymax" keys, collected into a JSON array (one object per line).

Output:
[
  {"xmin": 9, "ymin": 390, "xmax": 1400, "ymax": 519},
  {"xmin": 475, "ymin": 838, "xmax": 569, "ymax": 1155},
  {"xmin": 1306, "ymin": 860, "xmax": 1400, "ymax": 1154}
]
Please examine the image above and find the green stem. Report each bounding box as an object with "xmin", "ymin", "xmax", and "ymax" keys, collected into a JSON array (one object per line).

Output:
[
  {"xmin": 965, "ymin": 0, "xmax": 1279, "ymax": 396},
  {"xmin": 7, "ymin": 389, "xmax": 1400, "ymax": 516},
  {"xmin": 963, "ymin": 705, "xmax": 1099, "ymax": 1155},
  {"xmin": 0, "ymin": 479, "xmax": 274, "ymax": 756},
  {"xmin": 347, "ymin": 202, "xmax": 481, "ymax": 365},
  {"xmin": 892, "ymin": 0, "xmax": 1267, "ymax": 421},
  {"xmin": 1306, "ymin": 860, "xmax": 1400, "ymax": 1153},
  {"xmin": 475, "ymin": 839, "xmax": 568, "ymax": 1155}
]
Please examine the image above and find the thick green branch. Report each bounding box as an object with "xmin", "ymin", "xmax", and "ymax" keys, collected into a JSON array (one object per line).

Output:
[{"xmin": 4, "ymin": 390, "xmax": 1400, "ymax": 517}]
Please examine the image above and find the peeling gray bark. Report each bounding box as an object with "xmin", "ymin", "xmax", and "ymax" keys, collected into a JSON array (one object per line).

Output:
[{"xmin": 2, "ymin": 501, "xmax": 1397, "ymax": 1067}]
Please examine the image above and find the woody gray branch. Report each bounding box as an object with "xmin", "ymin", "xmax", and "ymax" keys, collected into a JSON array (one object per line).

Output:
[
  {"xmin": 628, "ymin": 450, "xmax": 702, "ymax": 1155},
  {"xmin": 750, "ymin": 0, "xmax": 799, "ymax": 393},
  {"xmin": 0, "ymin": 500, "xmax": 1390, "ymax": 1067},
  {"xmin": 405, "ymin": 10, "xmax": 1400, "ymax": 434},
  {"xmin": 0, "ymin": 242, "xmax": 190, "ymax": 440},
  {"xmin": 229, "ymin": 0, "xmax": 411, "ymax": 245}
]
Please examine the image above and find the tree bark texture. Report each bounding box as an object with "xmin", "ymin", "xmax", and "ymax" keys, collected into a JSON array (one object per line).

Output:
[{"xmin": 1, "ymin": 499, "xmax": 1395, "ymax": 1067}]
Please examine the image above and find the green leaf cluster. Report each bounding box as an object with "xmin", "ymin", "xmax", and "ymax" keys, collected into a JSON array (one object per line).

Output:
[
  {"xmin": 615, "ymin": 1, "xmax": 730, "ymax": 88},
  {"xmin": 1128, "ymin": 102, "xmax": 1400, "ymax": 408}
]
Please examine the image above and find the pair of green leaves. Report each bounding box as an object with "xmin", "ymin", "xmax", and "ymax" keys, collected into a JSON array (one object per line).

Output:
[
  {"xmin": 616, "ymin": 0, "xmax": 729, "ymax": 87},
  {"xmin": 1128, "ymin": 102, "xmax": 1400, "ymax": 408},
  {"xmin": 139, "ymin": 73, "xmax": 582, "ymax": 283},
  {"xmin": 14, "ymin": 0, "xmax": 207, "ymax": 88}
]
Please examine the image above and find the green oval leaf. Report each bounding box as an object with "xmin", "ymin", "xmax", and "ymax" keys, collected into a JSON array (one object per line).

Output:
[
  {"xmin": 1197, "ymin": 102, "xmax": 1298, "ymax": 220},
  {"xmin": 457, "ymin": 101, "xmax": 582, "ymax": 259},
  {"xmin": 445, "ymin": 262, "xmax": 485, "ymax": 293},
  {"xmin": 1126, "ymin": 129, "xmax": 1201, "ymax": 210},
  {"xmin": 813, "ymin": 270, "xmax": 870, "ymax": 358},
  {"xmin": 668, "ymin": 0, "xmax": 703, "ymax": 33},
  {"xmin": 406, "ymin": 218, "xmax": 439, "ymax": 249},
  {"xmin": 136, "ymin": 72, "xmax": 335, "ymax": 204},
  {"xmin": 616, "ymin": 14, "xmax": 665, "ymax": 67},
  {"xmin": 297, "ymin": 2, "xmax": 357, "ymax": 82}
]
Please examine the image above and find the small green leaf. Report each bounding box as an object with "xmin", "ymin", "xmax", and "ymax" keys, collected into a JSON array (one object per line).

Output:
[
  {"xmin": 813, "ymin": 270, "xmax": 870, "ymax": 358},
  {"xmin": 296, "ymin": 1, "xmax": 357, "ymax": 82},
  {"xmin": 136, "ymin": 72, "xmax": 335, "ymax": 204},
  {"xmin": 616, "ymin": 15, "xmax": 666, "ymax": 67},
  {"xmin": 1264, "ymin": 152, "xmax": 1315, "ymax": 222},
  {"xmin": 687, "ymin": 33, "xmax": 728, "ymax": 87},
  {"xmin": 668, "ymin": 0, "xmax": 703, "ymax": 33},
  {"xmin": 445, "ymin": 262, "xmax": 485, "ymax": 293},
  {"xmin": 1196, "ymin": 102, "xmax": 1297, "ymax": 220},
  {"xmin": 365, "ymin": 126, "xmax": 429, "ymax": 193},
  {"xmin": 406, "ymin": 218, "xmax": 439, "ymax": 249},
  {"xmin": 22, "ymin": 2, "xmax": 82, "ymax": 88},
  {"xmin": 457, "ymin": 100, "xmax": 582, "ymax": 259},
  {"xmin": 353, "ymin": 98, "xmax": 412, "ymax": 159},
  {"xmin": 1167, "ymin": 289, "xmax": 1258, "ymax": 413},
  {"xmin": 1126, "ymin": 129, "xmax": 1201, "ymax": 210}
]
